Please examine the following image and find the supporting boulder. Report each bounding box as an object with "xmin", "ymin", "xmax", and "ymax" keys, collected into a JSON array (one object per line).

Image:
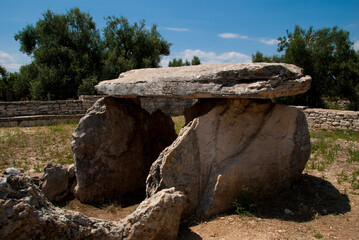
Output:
[
  {"xmin": 72, "ymin": 97, "xmax": 176, "ymax": 202},
  {"xmin": 146, "ymin": 99, "xmax": 311, "ymax": 218}
]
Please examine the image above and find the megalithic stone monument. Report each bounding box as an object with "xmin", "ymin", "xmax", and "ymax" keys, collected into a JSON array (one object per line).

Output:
[{"xmin": 73, "ymin": 62, "xmax": 311, "ymax": 218}]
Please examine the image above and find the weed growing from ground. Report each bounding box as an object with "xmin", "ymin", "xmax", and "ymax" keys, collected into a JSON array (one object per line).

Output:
[
  {"xmin": 232, "ymin": 191, "xmax": 257, "ymax": 217},
  {"xmin": 337, "ymin": 171, "xmax": 349, "ymax": 184},
  {"xmin": 314, "ymin": 232, "xmax": 323, "ymax": 239},
  {"xmin": 347, "ymin": 144, "xmax": 359, "ymax": 163}
]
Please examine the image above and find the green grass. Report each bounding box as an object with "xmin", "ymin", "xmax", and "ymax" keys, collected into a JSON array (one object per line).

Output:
[
  {"xmin": 0, "ymin": 123, "xmax": 77, "ymax": 171},
  {"xmin": 347, "ymin": 144, "xmax": 359, "ymax": 163},
  {"xmin": 172, "ymin": 116, "xmax": 185, "ymax": 135},
  {"xmin": 314, "ymin": 232, "xmax": 323, "ymax": 239},
  {"xmin": 311, "ymin": 129, "xmax": 359, "ymax": 142}
]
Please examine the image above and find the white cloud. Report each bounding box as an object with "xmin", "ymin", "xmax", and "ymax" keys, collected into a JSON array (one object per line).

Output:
[
  {"xmin": 164, "ymin": 27, "xmax": 190, "ymax": 32},
  {"xmin": 218, "ymin": 32, "xmax": 277, "ymax": 45},
  {"xmin": 0, "ymin": 50, "xmax": 31, "ymax": 72},
  {"xmin": 218, "ymin": 33, "xmax": 248, "ymax": 39},
  {"xmin": 160, "ymin": 49, "xmax": 251, "ymax": 67},
  {"xmin": 354, "ymin": 40, "xmax": 359, "ymax": 51},
  {"xmin": 259, "ymin": 38, "xmax": 278, "ymax": 45}
]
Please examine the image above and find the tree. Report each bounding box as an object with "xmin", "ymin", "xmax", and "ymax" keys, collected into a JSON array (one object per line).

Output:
[
  {"xmin": 102, "ymin": 16, "xmax": 171, "ymax": 79},
  {"xmin": 191, "ymin": 56, "xmax": 201, "ymax": 65},
  {"xmin": 14, "ymin": 8, "xmax": 103, "ymax": 100},
  {"xmin": 168, "ymin": 56, "xmax": 201, "ymax": 67},
  {"xmin": 0, "ymin": 65, "xmax": 8, "ymax": 100},
  {"xmin": 252, "ymin": 51, "xmax": 283, "ymax": 63},
  {"xmin": 12, "ymin": 8, "xmax": 172, "ymax": 100},
  {"xmin": 253, "ymin": 25, "xmax": 359, "ymax": 109}
]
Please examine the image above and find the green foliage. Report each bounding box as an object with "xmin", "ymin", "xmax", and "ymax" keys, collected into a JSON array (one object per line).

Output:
[
  {"xmin": 191, "ymin": 56, "xmax": 201, "ymax": 65},
  {"xmin": 0, "ymin": 64, "xmax": 8, "ymax": 100},
  {"xmin": 0, "ymin": 65, "xmax": 21, "ymax": 101},
  {"xmin": 14, "ymin": 8, "xmax": 102, "ymax": 100},
  {"xmin": 168, "ymin": 56, "xmax": 201, "ymax": 67},
  {"xmin": 232, "ymin": 191, "xmax": 256, "ymax": 217},
  {"xmin": 254, "ymin": 25, "xmax": 359, "ymax": 109},
  {"xmin": 12, "ymin": 8, "xmax": 171, "ymax": 100},
  {"xmin": 102, "ymin": 16, "xmax": 171, "ymax": 79},
  {"xmin": 314, "ymin": 232, "xmax": 323, "ymax": 239},
  {"xmin": 251, "ymin": 51, "xmax": 284, "ymax": 63},
  {"xmin": 78, "ymin": 76, "xmax": 98, "ymax": 95}
]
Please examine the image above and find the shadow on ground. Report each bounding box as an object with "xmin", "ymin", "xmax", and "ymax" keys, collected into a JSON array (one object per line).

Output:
[
  {"xmin": 177, "ymin": 173, "xmax": 351, "ymax": 239},
  {"xmin": 255, "ymin": 173, "xmax": 351, "ymax": 222}
]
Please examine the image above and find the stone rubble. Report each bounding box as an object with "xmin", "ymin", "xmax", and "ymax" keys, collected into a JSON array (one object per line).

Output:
[{"xmin": 0, "ymin": 170, "xmax": 185, "ymax": 240}]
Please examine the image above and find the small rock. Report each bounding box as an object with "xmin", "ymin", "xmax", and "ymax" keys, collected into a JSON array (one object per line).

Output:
[
  {"xmin": 41, "ymin": 162, "xmax": 76, "ymax": 202},
  {"xmin": 284, "ymin": 208, "xmax": 292, "ymax": 214},
  {"xmin": 3, "ymin": 168, "xmax": 22, "ymax": 176}
]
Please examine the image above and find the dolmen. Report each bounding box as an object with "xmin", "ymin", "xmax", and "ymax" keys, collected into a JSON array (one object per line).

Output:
[
  {"xmin": 74, "ymin": 62, "xmax": 311, "ymax": 218},
  {"xmin": 0, "ymin": 63, "xmax": 312, "ymax": 240}
]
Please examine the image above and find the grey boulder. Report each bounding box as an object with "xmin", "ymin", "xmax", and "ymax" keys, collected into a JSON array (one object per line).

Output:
[
  {"xmin": 71, "ymin": 97, "xmax": 177, "ymax": 202},
  {"xmin": 146, "ymin": 98, "xmax": 311, "ymax": 218},
  {"xmin": 40, "ymin": 162, "xmax": 76, "ymax": 202}
]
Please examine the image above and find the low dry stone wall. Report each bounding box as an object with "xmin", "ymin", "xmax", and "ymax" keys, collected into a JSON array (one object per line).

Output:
[
  {"xmin": 302, "ymin": 108, "xmax": 359, "ymax": 131},
  {"xmin": 1, "ymin": 96, "xmax": 358, "ymax": 131}
]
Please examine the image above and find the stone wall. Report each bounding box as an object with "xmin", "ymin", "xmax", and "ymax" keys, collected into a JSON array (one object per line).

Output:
[
  {"xmin": 0, "ymin": 99, "xmax": 91, "ymax": 118},
  {"xmin": 303, "ymin": 108, "xmax": 359, "ymax": 131},
  {"xmin": 1, "ymin": 96, "xmax": 358, "ymax": 131},
  {"xmin": 0, "ymin": 96, "xmax": 194, "ymax": 127}
]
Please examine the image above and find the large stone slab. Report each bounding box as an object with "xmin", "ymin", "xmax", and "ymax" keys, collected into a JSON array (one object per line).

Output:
[
  {"xmin": 72, "ymin": 97, "xmax": 177, "ymax": 202},
  {"xmin": 146, "ymin": 99, "xmax": 311, "ymax": 218},
  {"xmin": 96, "ymin": 63, "xmax": 311, "ymax": 99},
  {"xmin": 0, "ymin": 171, "xmax": 185, "ymax": 240}
]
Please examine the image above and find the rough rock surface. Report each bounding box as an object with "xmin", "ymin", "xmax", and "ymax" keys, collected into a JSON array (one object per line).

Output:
[
  {"xmin": 40, "ymin": 162, "xmax": 76, "ymax": 202},
  {"xmin": 72, "ymin": 97, "xmax": 176, "ymax": 202},
  {"xmin": 96, "ymin": 63, "xmax": 311, "ymax": 99},
  {"xmin": 0, "ymin": 171, "xmax": 186, "ymax": 240},
  {"xmin": 146, "ymin": 99, "xmax": 311, "ymax": 218}
]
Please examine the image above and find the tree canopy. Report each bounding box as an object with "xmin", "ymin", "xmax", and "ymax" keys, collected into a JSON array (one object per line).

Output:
[
  {"xmin": 253, "ymin": 25, "xmax": 359, "ymax": 109},
  {"xmin": 102, "ymin": 16, "xmax": 171, "ymax": 80},
  {"xmin": 13, "ymin": 8, "xmax": 171, "ymax": 100},
  {"xmin": 168, "ymin": 56, "xmax": 201, "ymax": 67}
]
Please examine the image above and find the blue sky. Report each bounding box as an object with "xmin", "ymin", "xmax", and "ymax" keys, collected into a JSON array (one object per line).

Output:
[{"xmin": 1, "ymin": 0, "xmax": 359, "ymax": 72}]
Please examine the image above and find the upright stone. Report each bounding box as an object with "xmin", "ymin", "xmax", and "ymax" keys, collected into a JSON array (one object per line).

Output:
[
  {"xmin": 72, "ymin": 97, "xmax": 176, "ymax": 202},
  {"xmin": 146, "ymin": 99, "xmax": 311, "ymax": 218}
]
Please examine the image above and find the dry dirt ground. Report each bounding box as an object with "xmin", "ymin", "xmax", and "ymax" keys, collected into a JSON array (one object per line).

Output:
[
  {"xmin": 62, "ymin": 136, "xmax": 359, "ymax": 240},
  {"xmin": 1, "ymin": 123, "xmax": 359, "ymax": 239}
]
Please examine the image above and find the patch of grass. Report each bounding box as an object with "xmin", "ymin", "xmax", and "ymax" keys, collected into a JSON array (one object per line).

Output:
[
  {"xmin": 171, "ymin": 116, "xmax": 185, "ymax": 135},
  {"xmin": 311, "ymin": 129, "xmax": 359, "ymax": 142},
  {"xmin": 314, "ymin": 232, "xmax": 323, "ymax": 239},
  {"xmin": 347, "ymin": 144, "xmax": 359, "ymax": 163},
  {"xmin": 351, "ymin": 169, "xmax": 359, "ymax": 190},
  {"xmin": 337, "ymin": 171, "xmax": 349, "ymax": 184},
  {"xmin": 336, "ymin": 169, "xmax": 359, "ymax": 190},
  {"xmin": 0, "ymin": 123, "xmax": 77, "ymax": 172},
  {"xmin": 232, "ymin": 191, "xmax": 257, "ymax": 217}
]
